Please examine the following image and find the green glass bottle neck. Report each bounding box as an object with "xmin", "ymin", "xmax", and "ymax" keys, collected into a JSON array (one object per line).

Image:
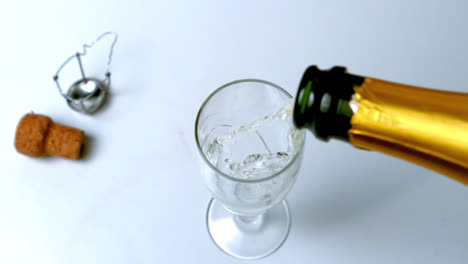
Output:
[{"xmin": 293, "ymin": 66, "xmax": 364, "ymax": 142}]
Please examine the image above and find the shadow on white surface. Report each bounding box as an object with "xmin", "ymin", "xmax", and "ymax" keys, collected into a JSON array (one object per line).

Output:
[
  {"xmin": 293, "ymin": 159, "xmax": 423, "ymax": 233},
  {"xmin": 80, "ymin": 134, "xmax": 95, "ymax": 161}
]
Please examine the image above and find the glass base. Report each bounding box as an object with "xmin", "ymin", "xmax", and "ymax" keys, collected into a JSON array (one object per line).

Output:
[{"xmin": 206, "ymin": 198, "xmax": 291, "ymax": 260}]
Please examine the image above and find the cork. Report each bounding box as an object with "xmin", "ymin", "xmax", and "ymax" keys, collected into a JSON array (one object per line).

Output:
[{"xmin": 15, "ymin": 113, "xmax": 84, "ymax": 160}]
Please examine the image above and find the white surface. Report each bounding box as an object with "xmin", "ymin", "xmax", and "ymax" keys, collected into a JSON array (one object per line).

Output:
[{"xmin": 1, "ymin": 0, "xmax": 467, "ymax": 263}]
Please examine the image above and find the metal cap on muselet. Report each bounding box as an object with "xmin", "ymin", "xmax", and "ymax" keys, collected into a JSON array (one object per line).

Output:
[{"xmin": 53, "ymin": 32, "xmax": 118, "ymax": 114}]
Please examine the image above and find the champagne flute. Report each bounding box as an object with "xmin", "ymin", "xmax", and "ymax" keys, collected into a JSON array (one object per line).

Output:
[{"xmin": 195, "ymin": 79, "xmax": 306, "ymax": 260}]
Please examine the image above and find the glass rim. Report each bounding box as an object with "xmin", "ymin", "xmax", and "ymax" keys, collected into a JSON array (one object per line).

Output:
[{"xmin": 194, "ymin": 79, "xmax": 306, "ymax": 184}]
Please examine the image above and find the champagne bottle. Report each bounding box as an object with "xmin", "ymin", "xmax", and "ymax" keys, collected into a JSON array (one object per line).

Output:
[{"xmin": 293, "ymin": 66, "xmax": 468, "ymax": 184}]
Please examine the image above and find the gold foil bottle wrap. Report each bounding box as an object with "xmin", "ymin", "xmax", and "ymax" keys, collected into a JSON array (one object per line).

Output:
[{"xmin": 349, "ymin": 78, "xmax": 468, "ymax": 184}]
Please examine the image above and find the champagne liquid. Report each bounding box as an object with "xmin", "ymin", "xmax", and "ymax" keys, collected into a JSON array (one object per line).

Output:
[
  {"xmin": 202, "ymin": 99, "xmax": 304, "ymax": 215},
  {"xmin": 205, "ymin": 99, "xmax": 301, "ymax": 180}
]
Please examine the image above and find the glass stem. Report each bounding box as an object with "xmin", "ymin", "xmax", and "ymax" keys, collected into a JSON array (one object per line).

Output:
[
  {"xmin": 238, "ymin": 215, "xmax": 262, "ymax": 223},
  {"xmin": 235, "ymin": 214, "xmax": 265, "ymax": 231}
]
